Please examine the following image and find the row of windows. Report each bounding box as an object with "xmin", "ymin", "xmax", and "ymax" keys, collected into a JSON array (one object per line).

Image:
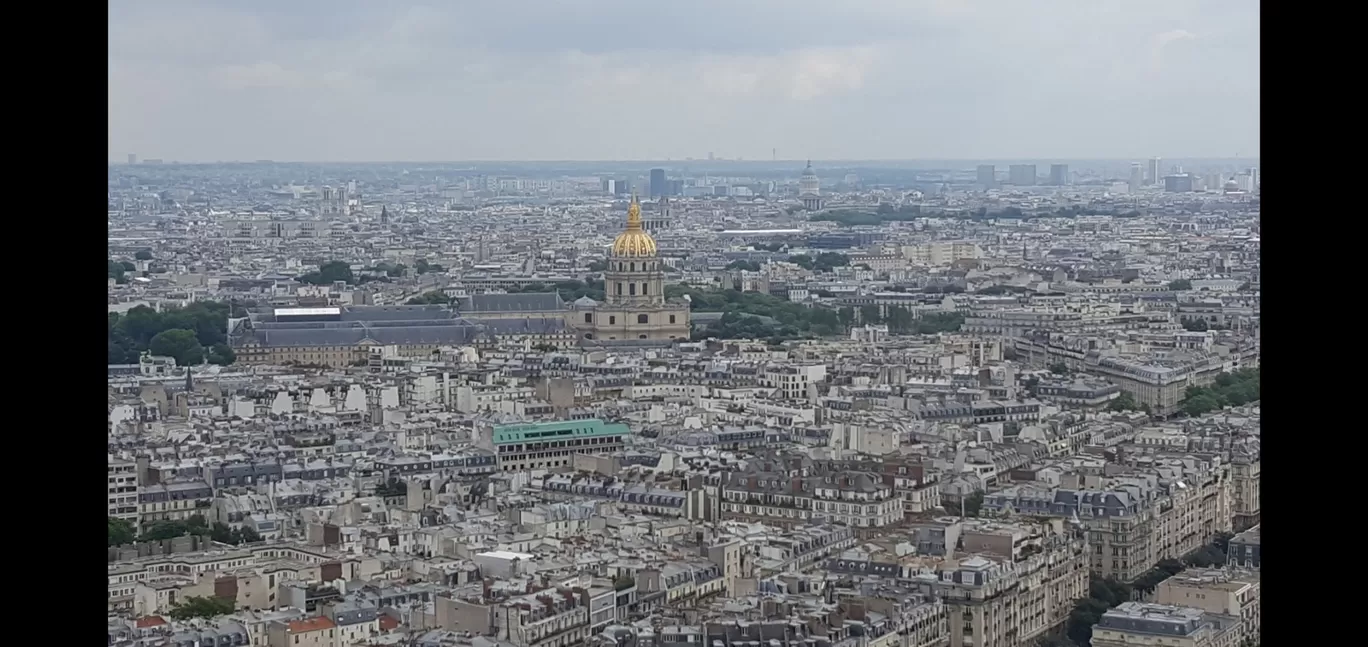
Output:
[
  {"xmin": 615, "ymin": 282, "xmax": 651, "ymax": 296},
  {"xmin": 614, "ymin": 261, "xmax": 659, "ymax": 272},
  {"xmin": 584, "ymin": 313, "xmax": 678, "ymax": 325}
]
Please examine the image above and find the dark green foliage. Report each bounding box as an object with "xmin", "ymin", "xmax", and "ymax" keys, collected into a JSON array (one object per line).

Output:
[
  {"xmin": 407, "ymin": 291, "xmax": 452, "ymax": 305},
  {"xmin": 1167, "ymin": 279, "xmax": 1193, "ymax": 291},
  {"xmin": 1107, "ymin": 392, "xmax": 1137, "ymax": 412},
  {"xmin": 787, "ymin": 252, "xmax": 850, "ymax": 272},
  {"xmin": 726, "ymin": 260, "xmax": 762, "ymax": 271},
  {"xmin": 298, "ymin": 260, "xmax": 355, "ymax": 285},
  {"xmin": 206, "ymin": 343, "xmax": 236, "ymax": 366},
  {"xmin": 138, "ymin": 514, "xmax": 209, "ymax": 542},
  {"xmin": 148, "ymin": 329, "xmax": 204, "ymax": 366},
  {"xmin": 666, "ymin": 286, "xmax": 843, "ymax": 338},
  {"xmin": 1065, "ymin": 575, "xmax": 1132, "ymax": 646},
  {"xmin": 376, "ymin": 479, "xmax": 407, "ymax": 498},
  {"xmin": 414, "ymin": 259, "xmax": 444, "ymax": 274},
  {"xmin": 168, "ymin": 596, "xmax": 235, "ymax": 620},
  {"xmin": 1049, "ymin": 363, "xmax": 1070, "ymax": 375},
  {"xmin": 614, "ymin": 574, "xmax": 635, "ymax": 591},
  {"xmin": 1182, "ymin": 318, "xmax": 1209, "ymax": 332},
  {"xmin": 135, "ymin": 249, "xmax": 153, "ymax": 261},
  {"xmin": 108, "ymin": 517, "xmax": 136, "ymax": 547},
  {"xmin": 1180, "ymin": 369, "xmax": 1259, "ymax": 416},
  {"xmin": 975, "ymin": 284, "xmax": 1033, "ymax": 296},
  {"xmin": 915, "ymin": 311, "xmax": 964, "ymax": 334},
  {"xmin": 508, "ymin": 280, "xmax": 606, "ymax": 303},
  {"xmin": 108, "ymin": 301, "xmax": 244, "ymax": 365},
  {"xmin": 109, "ymin": 259, "xmax": 132, "ymax": 283},
  {"xmin": 586, "ymin": 260, "xmax": 609, "ymax": 272}
]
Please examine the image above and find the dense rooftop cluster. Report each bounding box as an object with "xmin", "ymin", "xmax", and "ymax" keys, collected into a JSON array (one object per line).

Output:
[{"xmin": 108, "ymin": 160, "xmax": 1259, "ymax": 647}]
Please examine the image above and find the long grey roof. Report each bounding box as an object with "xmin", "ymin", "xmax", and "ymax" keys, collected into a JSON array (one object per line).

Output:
[
  {"xmin": 458, "ymin": 292, "xmax": 565, "ymax": 313},
  {"xmin": 239, "ymin": 322, "xmax": 487, "ymax": 348},
  {"xmin": 479, "ymin": 317, "xmax": 567, "ymax": 334}
]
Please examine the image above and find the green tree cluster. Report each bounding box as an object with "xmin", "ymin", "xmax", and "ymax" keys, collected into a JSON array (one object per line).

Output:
[
  {"xmin": 297, "ymin": 260, "xmax": 355, "ymax": 285},
  {"xmin": 1167, "ymin": 279, "xmax": 1193, "ymax": 291},
  {"xmin": 726, "ymin": 260, "xmax": 762, "ymax": 271},
  {"xmin": 376, "ymin": 478, "xmax": 408, "ymax": 498},
  {"xmin": 1107, "ymin": 392, "xmax": 1137, "ymax": 412},
  {"xmin": 135, "ymin": 249, "xmax": 154, "ymax": 261},
  {"xmin": 168, "ymin": 596, "xmax": 236, "ymax": 620},
  {"xmin": 1180, "ymin": 369, "xmax": 1259, "ymax": 417},
  {"xmin": 586, "ymin": 260, "xmax": 609, "ymax": 272},
  {"xmin": 407, "ymin": 291, "xmax": 452, "ymax": 305},
  {"xmin": 666, "ymin": 286, "xmax": 843, "ymax": 338},
  {"xmin": 109, "ymin": 259, "xmax": 136, "ymax": 284},
  {"xmin": 1181, "ymin": 318, "xmax": 1227, "ymax": 332},
  {"xmin": 1065, "ymin": 575, "xmax": 1132, "ymax": 646},
  {"xmin": 414, "ymin": 259, "xmax": 445, "ymax": 274},
  {"xmin": 914, "ymin": 311, "xmax": 965, "ymax": 334},
  {"xmin": 108, "ymin": 517, "xmax": 136, "ymax": 546},
  {"xmin": 507, "ymin": 280, "xmax": 607, "ymax": 303},
  {"xmin": 137, "ymin": 514, "xmax": 261, "ymax": 545},
  {"xmin": 787, "ymin": 252, "xmax": 850, "ymax": 273},
  {"xmin": 108, "ymin": 302, "xmax": 242, "ymax": 365}
]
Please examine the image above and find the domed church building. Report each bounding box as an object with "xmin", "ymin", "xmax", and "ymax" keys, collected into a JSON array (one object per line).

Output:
[{"xmin": 570, "ymin": 194, "xmax": 691, "ymax": 345}]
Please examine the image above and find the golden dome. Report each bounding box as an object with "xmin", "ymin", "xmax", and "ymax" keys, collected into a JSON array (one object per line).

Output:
[{"xmin": 610, "ymin": 194, "xmax": 658, "ymax": 258}]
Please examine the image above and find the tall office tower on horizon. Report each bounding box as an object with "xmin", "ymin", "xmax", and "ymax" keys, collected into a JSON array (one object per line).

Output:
[
  {"xmin": 1129, "ymin": 163, "xmax": 1144, "ymax": 193},
  {"xmin": 1049, "ymin": 164, "xmax": 1069, "ymax": 186},
  {"xmin": 1008, "ymin": 164, "xmax": 1037, "ymax": 186},
  {"xmin": 976, "ymin": 164, "xmax": 996, "ymax": 189},
  {"xmin": 649, "ymin": 168, "xmax": 666, "ymax": 198},
  {"xmin": 127, "ymin": 153, "xmax": 137, "ymax": 165},
  {"xmin": 1146, "ymin": 157, "xmax": 1162, "ymax": 185}
]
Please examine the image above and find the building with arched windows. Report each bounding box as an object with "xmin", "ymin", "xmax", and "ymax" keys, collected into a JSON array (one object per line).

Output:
[{"xmin": 570, "ymin": 194, "xmax": 690, "ymax": 344}]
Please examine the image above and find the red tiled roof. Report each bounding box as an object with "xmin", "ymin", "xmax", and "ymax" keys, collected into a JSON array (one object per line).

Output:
[
  {"xmin": 287, "ymin": 616, "xmax": 337, "ymax": 633},
  {"xmin": 378, "ymin": 615, "xmax": 401, "ymax": 631},
  {"xmin": 135, "ymin": 616, "xmax": 168, "ymax": 629}
]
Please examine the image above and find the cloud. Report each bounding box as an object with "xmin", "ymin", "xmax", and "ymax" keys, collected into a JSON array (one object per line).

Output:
[{"xmin": 108, "ymin": 0, "xmax": 1260, "ymax": 161}]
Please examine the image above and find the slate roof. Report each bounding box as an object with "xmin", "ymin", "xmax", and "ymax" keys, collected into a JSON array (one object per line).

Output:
[{"xmin": 458, "ymin": 292, "xmax": 565, "ymax": 313}]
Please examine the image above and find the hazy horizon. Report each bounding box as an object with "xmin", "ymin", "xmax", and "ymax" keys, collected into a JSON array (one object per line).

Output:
[{"xmin": 109, "ymin": 1, "xmax": 1260, "ymax": 163}]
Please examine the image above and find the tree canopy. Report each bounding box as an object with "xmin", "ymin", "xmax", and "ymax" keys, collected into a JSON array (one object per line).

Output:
[
  {"xmin": 1167, "ymin": 279, "xmax": 1193, "ymax": 291},
  {"xmin": 1180, "ymin": 369, "xmax": 1259, "ymax": 417},
  {"xmin": 134, "ymin": 249, "xmax": 153, "ymax": 260},
  {"xmin": 726, "ymin": 260, "xmax": 762, "ymax": 272},
  {"xmin": 108, "ymin": 517, "xmax": 136, "ymax": 547},
  {"xmin": 168, "ymin": 596, "xmax": 236, "ymax": 621},
  {"xmin": 297, "ymin": 260, "xmax": 355, "ymax": 285},
  {"xmin": 109, "ymin": 259, "xmax": 136, "ymax": 284},
  {"xmin": 109, "ymin": 301, "xmax": 244, "ymax": 365},
  {"xmin": 407, "ymin": 290, "xmax": 453, "ymax": 305},
  {"xmin": 148, "ymin": 329, "xmax": 204, "ymax": 366},
  {"xmin": 787, "ymin": 252, "xmax": 849, "ymax": 273}
]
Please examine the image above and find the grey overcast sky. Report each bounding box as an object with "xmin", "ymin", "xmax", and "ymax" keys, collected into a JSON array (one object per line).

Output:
[{"xmin": 108, "ymin": 0, "xmax": 1259, "ymax": 162}]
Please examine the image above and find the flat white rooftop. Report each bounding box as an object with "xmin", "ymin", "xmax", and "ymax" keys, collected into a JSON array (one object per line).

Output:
[{"xmin": 275, "ymin": 307, "xmax": 342, "ymax": 317}]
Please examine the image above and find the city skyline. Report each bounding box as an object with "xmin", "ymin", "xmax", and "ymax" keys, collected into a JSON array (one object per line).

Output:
[{"xmin": 109, "ymin": 0, "xmax": 1259, "ymax": 163}]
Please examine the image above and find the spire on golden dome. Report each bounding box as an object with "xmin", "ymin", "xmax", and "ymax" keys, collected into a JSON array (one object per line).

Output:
[
  {"xmin": 626, "ymin": 192, "xmax": 642, "ymax": 230},
  {"xmin": 611, "ymin": 192, "xmax": 658, "ymax": 258}
]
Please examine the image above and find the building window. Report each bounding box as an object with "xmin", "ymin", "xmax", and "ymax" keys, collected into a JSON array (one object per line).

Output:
[
  {"xmin": 629, "ymin": 283, "xmax": 637, "ymax": 295},
  {"xmin": 639, "ymin": 334, "xmax": 648, "ymax": 339},
  {"xmin": 584, "ymin": 313, "xmax": 593, "ymax": 324},
  {"xmin": 630, "ymin": 262, "xmax": 636, "ymax": 272},
  {"xmin": 669, "ymin": 315, "xmax": 676, "ymax": 324},
  {"xmin": 609, "ymin": 316, "xmax": 616, "ymax": 325},
  {"xmin": 642, "ymin": 283, "xmax": 648, "ymax": 295},
  {"xmin": 637, "ymin": 314, "xmax": 648, "ymax": 324},
  {"xmin": 616, "ymin": 283, "xmax": 623, "ymax": 295}
]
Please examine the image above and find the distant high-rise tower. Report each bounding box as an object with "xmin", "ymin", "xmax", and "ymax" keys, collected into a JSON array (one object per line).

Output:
[
  {"xmin": 1146, "ymin": 157, "xmax": 1162, "ymax": 185},
  {"xmin": 1129, "ymin": 163, "xmax": 1144, "ymax": 192},
  {"xmin": 976, "ymin": 165, "xmax": 996, "ymax": 189},
  {"xmin": 1049, "ymin": 164, "xmax": 1069, "ymax": 186},
  {"xmin": 379, "ymin": 205, "xmax": 389, "ymax": 224},
  {"xmin": 1008, "ymin": 164, "xmax": 1037, "ymax": 186},
  {"xmin": 1246, "ymin": 167, "xmax": 1259, "ymax": 192},
  {"xmin": 649, "ymin": 168, "xmax": 667, "ymax": 198},
  {"xmin": 127, "ymin": 153, "xmax": 137, "ymax": 165}
]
